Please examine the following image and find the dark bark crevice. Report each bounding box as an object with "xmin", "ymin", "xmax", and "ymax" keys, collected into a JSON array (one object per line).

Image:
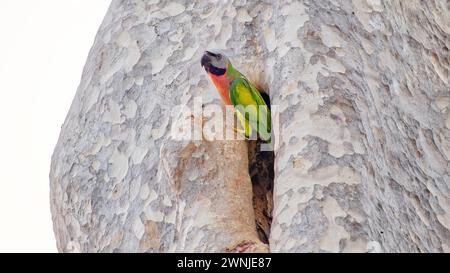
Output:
[{"xmin": 248, "ymin": 140, "xmax": 274, "ymax": 244}]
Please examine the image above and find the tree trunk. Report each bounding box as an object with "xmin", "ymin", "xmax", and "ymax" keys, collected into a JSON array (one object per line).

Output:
[{"xmin": 50, "ymin": 0, "xmax": 450, "ymax": 252}]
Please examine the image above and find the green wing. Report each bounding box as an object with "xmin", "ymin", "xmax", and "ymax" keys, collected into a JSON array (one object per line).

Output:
[{"xmin": 230, "ymin": 78, "xmax": 271, "ymax": 141}]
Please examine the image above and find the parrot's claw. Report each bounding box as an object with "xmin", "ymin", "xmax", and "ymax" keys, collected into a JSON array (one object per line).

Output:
[
  {"xmin": 233, "ymin": 126, "xmax": 248, "ymax": 138},
  {"xmin": 233, "ymin": 126, "xmax": 245, "ymax": 134}
]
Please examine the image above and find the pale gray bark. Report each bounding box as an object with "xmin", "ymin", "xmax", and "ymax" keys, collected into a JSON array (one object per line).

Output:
[{"xmin": 50, "ymin": 0, "xmax": 450, "ymax": 252}]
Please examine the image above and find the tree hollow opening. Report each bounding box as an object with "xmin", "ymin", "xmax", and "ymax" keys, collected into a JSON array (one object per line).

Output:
[{"xmin": 247, "ymin": 91, "xmax": 274, "ymax": 245}]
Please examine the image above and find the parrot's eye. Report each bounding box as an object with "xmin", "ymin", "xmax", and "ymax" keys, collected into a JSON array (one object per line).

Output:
[{"xmin": 217, "ymin": 54, "xmax": 222, "ymax": 59}]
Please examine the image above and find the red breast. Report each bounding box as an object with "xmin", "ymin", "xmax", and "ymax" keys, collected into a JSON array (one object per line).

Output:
[{"xmin": 208, "ymin": 72, "xmax": 232, "ymax": 105}]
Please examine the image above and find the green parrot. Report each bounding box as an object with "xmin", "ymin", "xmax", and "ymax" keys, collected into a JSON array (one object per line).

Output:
[{"xmin": 201, "ymin": 50, "xmax": 271, "ymax": 141}]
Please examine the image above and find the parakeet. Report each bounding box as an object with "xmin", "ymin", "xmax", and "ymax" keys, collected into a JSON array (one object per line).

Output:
[{"xmin": 201, "ymin": 50, "xmax": 271, "ymax": 141}]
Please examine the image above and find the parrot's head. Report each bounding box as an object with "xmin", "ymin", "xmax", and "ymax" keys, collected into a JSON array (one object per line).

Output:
[{"xmin": 201, "ymin": 50, "xmax": 230, "ymax": 76}]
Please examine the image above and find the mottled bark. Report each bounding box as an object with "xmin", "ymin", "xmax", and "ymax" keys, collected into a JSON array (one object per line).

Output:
[{"xmin": 50, "ymin": 0, "xmax": 449, "ymax": 252}]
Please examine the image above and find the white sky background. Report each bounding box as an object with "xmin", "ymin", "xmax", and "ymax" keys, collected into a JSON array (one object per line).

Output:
[{"xmin": 0, "ymin": 0, "xmax": 110, "ymax": 252}]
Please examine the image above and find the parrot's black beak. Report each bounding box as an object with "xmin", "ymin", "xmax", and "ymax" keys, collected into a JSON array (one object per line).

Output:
[{"xmin": 201, "ymin": 53, "xmax": 211, "ymax": 70}]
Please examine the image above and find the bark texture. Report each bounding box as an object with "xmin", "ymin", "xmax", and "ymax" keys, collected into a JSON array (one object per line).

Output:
[{"xmin": 50, "ymin": 0, "xmax": 450, "ymax": 252}]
